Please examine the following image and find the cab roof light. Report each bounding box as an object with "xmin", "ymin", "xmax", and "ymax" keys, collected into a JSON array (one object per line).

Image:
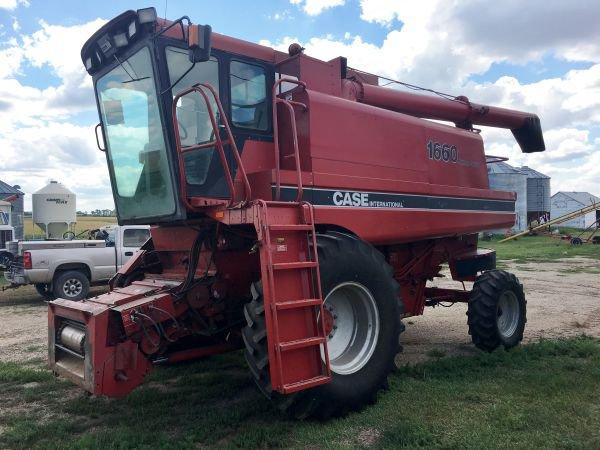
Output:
[
  {"xmin": 137, "ymin": 7, "xmax": 157, "ymax": 25},
  {"xmin": 113, "ymin": 32, "xmax": 128, "ymax": 48},
  {"xmin": 97, "ymin": 34, "xmax": 114, "ymax": 57}
]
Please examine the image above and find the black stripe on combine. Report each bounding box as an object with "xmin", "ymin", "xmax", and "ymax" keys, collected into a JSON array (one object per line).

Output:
[{"xmin": 273, "ymin": 186, "xmax": 515, "ymax": 212}]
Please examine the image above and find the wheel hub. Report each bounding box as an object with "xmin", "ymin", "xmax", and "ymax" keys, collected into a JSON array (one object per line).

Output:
[
  {"xmin": 322, "ymin": 282, "xmax": 380, "ymax": 375},
  {"xmin": 496, "ymin": 290, "xmax": 520, "ymax": 339},
  {"xmin": 63, "ymin": 279, "xmax": 83, "ymax": 297},
  {"xmin": 323, "ymin": 307, "xmax": 335, "ymax": 337}
]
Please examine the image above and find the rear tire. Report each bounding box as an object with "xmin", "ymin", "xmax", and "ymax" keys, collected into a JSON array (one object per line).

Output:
[
  {"xmin": 0, "ymin": 252, "xmax": 13, "ymax": 269},
  {"xmin": 52, "ymin": 270, "xmax": 89, "ymax": 301},
  {"xmin": 35, "ymin": 283, "xmax": 54, "ymax": 300},
  {"xmin": 467, "ymin": 270, "xmax": 526, "ymax": 352},
  {"xmin": 243, "ymin": 231, "xmax": 404, "ymax": 419}
]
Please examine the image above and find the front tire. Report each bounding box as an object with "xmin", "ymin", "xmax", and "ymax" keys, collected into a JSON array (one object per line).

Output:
[
  {"xmin": 52, "ymin": 270, "xmax": 89, "ymax": 301},
  {"xmin": 467, "ymin": 270, "xmax": 526, "ymax": 352},
  {"xmin": 243, "ymin": 231, "xmax": 404, "ymax": 419}
]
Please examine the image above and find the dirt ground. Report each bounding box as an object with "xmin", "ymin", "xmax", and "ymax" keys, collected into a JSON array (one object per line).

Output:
[
  {"xmin": 403, "ymin": 257, "xmax": 600, "ymax": 363},
  {"xmin": 0, "ymin": 258, "xmax": 598, "ymax": 366}
]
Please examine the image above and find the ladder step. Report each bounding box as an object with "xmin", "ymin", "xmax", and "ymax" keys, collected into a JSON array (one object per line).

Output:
[
  {"xmin": 283, "ymin": 375, "xmax": 331, "ymax": 394},
  {"xmin": 272, "ymin": 261, "xmax": 318, "ymax": 270},
  {"xmin": 269, "ymin": 224, "xmax": 313, "ymax": 231},
  {"xmin": 279, "ymin": 336, "xmax": 325, "ymax": 352},
  {"xmin": 276, "ymin": 298, "xmax": 322, "ymax": 310}
]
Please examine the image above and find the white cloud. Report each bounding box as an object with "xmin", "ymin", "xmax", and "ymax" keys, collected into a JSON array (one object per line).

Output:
[
  {"xmin": 0, "ymin": 18, "xmax": 114, "ymax": 209},
  {"xmin": 0, "ymin": 18, "xmax": 106, "ymax": 130},
  {"xmin": 0, "ymin": 0, "xmax": 28, "ymax": 10},
  {"xmin": 21, "ymin": 18, "xmax": 106, "ymax": 84},
  {"xmin": 0, "ymin": 122, "xmax": 112, "ymax": 211},
  {"xmin": 265, "ymin": 0, "xmax": 600, "ymax": 196},
  {"xmin": 359, "ymin": 0, "xmax": 600, "ymax": 63},
  {"xmin": 0, "ymin": 43, "xmax": 24, "ymax": 80},
  {"xmin": 290, "ymin": 0, "xmax": 345, "ymax": 16},
  {"xmin": 268, "ymin": 10, "xmax": 294, "ymax": 21}
]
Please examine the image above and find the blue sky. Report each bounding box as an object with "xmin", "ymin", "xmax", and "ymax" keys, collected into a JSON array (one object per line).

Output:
[{"xmin": 0, "ymin": 0, "xmax": 599, "ymax": 210}]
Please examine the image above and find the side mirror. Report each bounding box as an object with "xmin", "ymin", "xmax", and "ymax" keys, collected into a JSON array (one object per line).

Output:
[{"xmin": 188, "ymin": 24, "xmax": 212, "ymax": 63}]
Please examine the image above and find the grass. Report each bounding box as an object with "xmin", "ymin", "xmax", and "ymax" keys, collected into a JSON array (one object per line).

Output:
[
  {"xmin": 425, "ymin": 348, "xmax": 446, "ymax": 358},
  {"xmin": 482, "ymin": 234, "xmax": 600, "ymax": 263},
  {"xmin": 24, "ymin": 216, "xmax": 117, "ymax": 240},
  {"xmin": 0, "ymin": 336, "xmax": 598, "ymax": 449}
]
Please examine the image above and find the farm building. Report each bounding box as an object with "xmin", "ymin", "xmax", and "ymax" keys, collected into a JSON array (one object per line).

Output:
[
  {"xmin": 0, "ymin": 180, "xmax": 24, "ymax": 240},
  {"xmin": 486, "ymin": 160, "xmax": 550, "ymax": 231},
  {"xmin": 0, "ymin": 199, "xmax": 13, "ymax": 250},
  {"xmin": 551, "ymin": 192, "xmax": 600, "ymax": 229}
]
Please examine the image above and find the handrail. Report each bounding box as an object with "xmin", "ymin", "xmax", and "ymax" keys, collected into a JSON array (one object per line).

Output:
[
  {"xmin": 171, "ymin": 82, "xmax": 251, "ymax": 209},
  {"xmin": 272, "ymin": 78, "xmax": 307, "ymax": 202}
]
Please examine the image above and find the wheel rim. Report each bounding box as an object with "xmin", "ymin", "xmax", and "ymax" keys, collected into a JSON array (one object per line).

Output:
[
  {"xmin": 496, "ymin": 290, "xmax": 520, "ymax": 339},
  {"xmin": 62, "ymin": 279, "xmax": 83, "ymax": 298},
  {"xmin": 322, "ymin": 282, "xmax": 380, "ymax": 375}
]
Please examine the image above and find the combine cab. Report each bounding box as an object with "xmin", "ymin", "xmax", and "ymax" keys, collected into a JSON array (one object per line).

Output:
[{"xmin": 49, "ymin": 7, "xmax": 542, "ymax": 418}]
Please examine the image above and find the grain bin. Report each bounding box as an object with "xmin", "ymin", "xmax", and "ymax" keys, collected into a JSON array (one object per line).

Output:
[
  {"xmin": 519, "ymin": 166, "xmax": 551, "ymax": 224},
  {"xmin": 487, "ymin": 160, "xmax": 528, "ymax": 232},
  {"xmin": 32, "ymin": 181, "xmax": 76, "ymax": 239}
]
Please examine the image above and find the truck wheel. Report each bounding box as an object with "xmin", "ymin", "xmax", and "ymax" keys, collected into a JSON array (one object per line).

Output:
[
  {"xmin": 243, "ymin": 231, "xmax": 404, "ymax": 419},
  {"xmin": 467, "ymin": 270, "xmax": 526, "ymax": 352},
  {"xmin": 53, "ymin": 270, "xmax": 90, "ymax": 301},
  {"xmin": 35, "ymin": 284, "xmax": 54, "ymax": 300}
]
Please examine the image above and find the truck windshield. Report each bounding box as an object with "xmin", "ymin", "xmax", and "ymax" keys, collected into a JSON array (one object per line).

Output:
[{"xmin": 96, "ymin": 47, "xmax": 176, "ymax": 220}]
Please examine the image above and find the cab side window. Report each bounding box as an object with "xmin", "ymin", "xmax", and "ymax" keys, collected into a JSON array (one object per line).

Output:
[
  {"xmin": 230, "ymin": 61, "xmax": 268, "ymax": 130},
  {"xmin": 123, "ymin": 228, "xmax": 150, "ymax": 247}
]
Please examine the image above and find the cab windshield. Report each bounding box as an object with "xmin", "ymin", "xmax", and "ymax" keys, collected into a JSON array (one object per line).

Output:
[{"xmin": 96, "ymin": 46, "xmax": 176, "ymax": 220}]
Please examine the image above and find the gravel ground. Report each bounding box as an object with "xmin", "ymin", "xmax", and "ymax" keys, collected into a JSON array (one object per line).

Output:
[
  {"xmin": 402, "ymin": 257, "xmax": 600, "ymax": 363},
  {"xmin": 0, "ymin": 258, "xmax": 598, "ymax": 366}
]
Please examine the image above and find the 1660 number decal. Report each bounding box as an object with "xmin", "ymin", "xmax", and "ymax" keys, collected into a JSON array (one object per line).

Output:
[{"xmin": 427, "ymin": 140, "xmax": 458, "ymax": 163}]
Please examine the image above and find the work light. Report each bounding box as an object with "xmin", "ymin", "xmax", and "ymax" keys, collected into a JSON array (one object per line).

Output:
[
  {"xmin": 113, "ymin": 33, "xmax": 128, "ymax": 48},
  {"xmin": 137, "ymin": 7, "xmax": 157, "ymax": 24}
]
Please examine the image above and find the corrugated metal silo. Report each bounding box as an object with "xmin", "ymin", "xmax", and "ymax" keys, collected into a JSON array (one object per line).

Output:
[
  {"xmin": 487, "ymin": 161, "xmax": 528, "ymax": 232},
  {"xmin": 519, "ymin": 166, "xmax": 551, "ymax": 224}
]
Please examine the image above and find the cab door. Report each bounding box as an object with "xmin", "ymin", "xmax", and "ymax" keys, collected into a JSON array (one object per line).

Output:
[{"xmin": 118, "ymin": 227, "xmax": 150, "ymax": 268}]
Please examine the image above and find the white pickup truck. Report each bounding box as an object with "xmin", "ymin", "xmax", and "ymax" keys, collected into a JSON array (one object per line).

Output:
[{"xmin": 3, "ymin": 225, "xmax": 150, "ymax": 300}]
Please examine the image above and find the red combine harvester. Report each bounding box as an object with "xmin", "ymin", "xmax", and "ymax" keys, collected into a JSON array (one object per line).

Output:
[{"xmin": 48, "ymin": 8, "xmax": 544, "ymax": 418}]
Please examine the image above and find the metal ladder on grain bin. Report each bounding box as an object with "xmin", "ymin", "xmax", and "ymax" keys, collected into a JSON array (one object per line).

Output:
[{"xmin": 257, "ymin": 201, "xmax": 331, "ymax": 394}]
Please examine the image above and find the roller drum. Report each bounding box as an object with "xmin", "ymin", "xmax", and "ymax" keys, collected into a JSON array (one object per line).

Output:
[{"xmin": 59, "ymin": 325, "xmax": 86, "ymax": 355}]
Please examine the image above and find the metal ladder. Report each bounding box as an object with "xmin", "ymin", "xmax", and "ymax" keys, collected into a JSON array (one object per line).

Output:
[{"xmin": 257, "ymin": 201, "xmax": 331, "ymax": 394}]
